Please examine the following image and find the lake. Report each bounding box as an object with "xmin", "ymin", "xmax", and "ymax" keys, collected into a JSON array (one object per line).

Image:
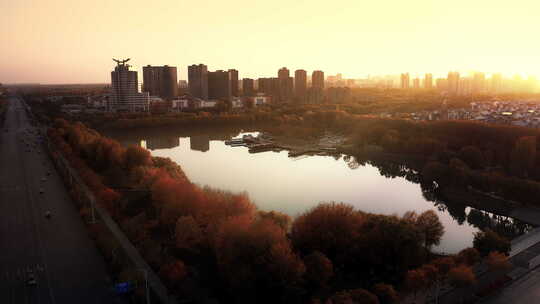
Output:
[{"xmin": 105, "ymin": 127, "xmax": 530, "ymax": 254}]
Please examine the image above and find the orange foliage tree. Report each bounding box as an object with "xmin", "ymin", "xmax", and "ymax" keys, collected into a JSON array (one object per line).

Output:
[{"xmin": 304, "ymin": 251, "xmax": 334, "ymax": 287}]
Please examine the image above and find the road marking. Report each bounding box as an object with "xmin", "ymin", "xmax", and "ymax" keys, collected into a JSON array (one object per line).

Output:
[{"xmin": 0, "ymin": 186, "xmax": 21, "ymax": 192}]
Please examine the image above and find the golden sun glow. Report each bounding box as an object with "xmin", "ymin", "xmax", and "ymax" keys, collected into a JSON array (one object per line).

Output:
[{"xmin": 1, "ymin": 0, "xmax": 540, "ymax": 83}]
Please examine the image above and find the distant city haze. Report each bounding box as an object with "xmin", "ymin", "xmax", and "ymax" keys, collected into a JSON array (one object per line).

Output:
[{"xmin": 1, "ymin": 0, "xmax": 540, "ymax": 83}]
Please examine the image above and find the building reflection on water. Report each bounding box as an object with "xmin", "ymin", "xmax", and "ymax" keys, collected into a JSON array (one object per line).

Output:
[
  {"xmin": 146, "ymin": 136, "xmax": 181, "ymax": 150},
  {"xmin": 190, "ymin": 135, "xmax": 210, "ymax": 152},
  {"xmin": 134, "ymin": 134, "xmax": 211, "ymax": 152}
]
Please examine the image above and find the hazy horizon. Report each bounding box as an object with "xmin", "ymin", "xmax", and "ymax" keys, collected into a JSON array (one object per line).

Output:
[{"xmin": 2, "ymin": 0, "xmax": 540, "ymax": 84}]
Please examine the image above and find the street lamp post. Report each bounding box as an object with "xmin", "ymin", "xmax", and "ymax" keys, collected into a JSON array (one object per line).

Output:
[
  {"xmin": 137, "ymin": 268, "xmax": 150, "ymax": 304},
  {"xmin": 89, "ymin": 195, "xmax": 96, "ymax": 224}
]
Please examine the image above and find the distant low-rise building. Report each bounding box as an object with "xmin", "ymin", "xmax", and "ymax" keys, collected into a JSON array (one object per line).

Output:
[
  {"xmin": 192, "ymin": 99, "xmax": 217, "ymax": 109},
  {"xmin": 171, "ymin": 98, "xmax": 190, "ymax": 111},
  {"xmin": 61, "ymin": 104, "xmax": 85, "ymax": 114},
  {"xmin": 246, "ymin": 93, "xmax": 271, "ymax": 106},
  {"xmin": 231, "ymin": 97, "xmax": 244, "ymax": 108}
]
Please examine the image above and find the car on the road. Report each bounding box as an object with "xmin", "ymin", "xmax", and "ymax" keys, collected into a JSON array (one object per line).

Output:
[
  {"xmin": 39, "ymin": 188, "xmax": 44, "ymax": 194},
  {"xmin": 26, "ymin": 273, "xmax": 37, "ymax": 286}
]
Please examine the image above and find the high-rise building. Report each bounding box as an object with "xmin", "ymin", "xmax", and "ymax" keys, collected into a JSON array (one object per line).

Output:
[
  {"xmin": 472, "ymin": 72, "xmax": 486, "ymax": 94},
  {"xmin": 258, "ymin": 78, "xmax": 270, "ymax": 94},
  {"xmin": 295, "ymin": 69, "xmax": 307, "ymax": 100},
  {"xmin": 258, "ymin": 77, "xmax": 280, "ymax": 100},
  {"xmin": 436, "ymin": 78, "xmax": 448, "ymax": 91},
  {"xmin": 228, "ymin": 69, "xmax": 239, "ymax": 97},
  {"xmin": 178, "ymin": 80, "xmax": 188, "ymax": 89},
  {"xmin": 491, "ymin": 73, "xmax": 503, "ymax": 93},
  {"xmin": 142, "ymin": 65, "xmax": 178, "ymax": 100},
  {"xmin": 425, "ymin": 73, "xmax": 433, "ymax": 89},
  {"xmin": 278, "ymin": 67, "xmax": 293, "ymax": 102},
  {"xmin": 312, "ymin": 70, "xmax": 325, "ymax": 89},
  {"xmin": 242, "ymin": 78, "xmax": 255, "ymax": 96},
  {"xmin": 326, "ymin": 87, "xmax": 351, "ymax": 103},
  {"xmin": 110, "ymin": 58, "xmax": 149, "ymax": 112},
  {"xmin": 400, "ymin": 73, "xmax": 410, "ymax": 89},
  {"xmin": 311, "ymin": 70, "xmax": 325, "ymax": 103},
  {"xmin": 458, "ymin": 77, "xmax": 472, "ymax": 96},
  {"xmin": 447, "ymin": 72, "xmax": 460, "ymax": 95},
  {"xmin": 188, "ymin": 64, "xmax": 208, "ymax": 100},
  {"xmin": 177, "ymin": 80, "xmax": 188, "ymax": 95},
  {"xmin": 208, "ymin": 70, "xmax": 231, "ymax": 101},
  {"xmin": 413, "ymin": 78, "xmax": 420, "ymax": 89}
]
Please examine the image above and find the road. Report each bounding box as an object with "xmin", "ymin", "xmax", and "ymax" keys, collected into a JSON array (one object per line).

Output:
[
  {"xmin": 482, "ymin": 268, "xmax": 540, "ymax": 304},
  {"xmin": 0, "ymin": 97, "xmax": 117, "ymax": 303}
]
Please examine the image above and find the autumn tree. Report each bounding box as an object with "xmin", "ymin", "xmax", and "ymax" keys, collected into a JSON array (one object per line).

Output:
[
  {"xmin": 456, "ymin": 248, "xmax": 480, "ymax": 266},
  {"xmin": 328, "ymin": 291, "xmax": 353, "ymax": 304},
  {"xmin": 175, "ymin": 216, "xmax": 205, "ymax": 252},
  {"xmin": 404, "ymin": 269, "xmax": 427, "ymax": 301},
  {"xmin": 450, "ymin": 268, "xmax": 476, "ymax": 289},
  {"xmin": 213, "ymin": 216, "xmax": 305, "ymax": 302},
  {"xmin": 349, "ymin": 288, "xmax": 380, "ymax": 304},
  {"xmin": 416, "ymin": 210, "xmax": 445, "ymax": 250},
  {"xmin": 431, "ymin": 257, "xmax": 456, "ymax": 302},
  {"xmin": 291, "ymin": 202, "xmax": 364, "ymax": 260},
  {"xmin": 198, "ymin": 188, "xmax": 256, "ymax": 228},
  {"xmin": 473, "ymin": 229, "xmax": 511, "ymax": 256},
  {"xmin": 422, "ymin": 161, "xmax": 448, "ymax": 184},
  {"xmin": 372, "ymin": 283, "xmax": 398, "ymax": 304},
  {"xmin": 510, "ymin": 136, "xmax": 536, "ymax": 177},
  {"xmin": 121, "ymin": 212, "xmax": 148, "ymax": 243},
  {"xmin": 304, "ymin": 251, "xmax": 334, "ymax": 287},
  {"xmin": 432, "ymin": 256, "xmax": 455, "ymax": 277},
  {"xmin": 459, "ymin": 146, "xmax": 484, "ymax": 169},
  {"xmin": 98, "ymin": 187, "xmax": 121, "ymax": 217},
  {"xmin": 448, "ymin": 265, "xmax": 476, "ymax": 303},
  {"xmin": 258, "ymin": 210, "xmax": 292, "ymax": 231},
  {"xmin": 401, "ymin": 211, "xmax": 418, "ymax": 223},
  {"xmin": 486, "ymin": 251, "xmax": 511, "ymax": 273},
  {"xmin": 125, "ymin": 145, "xmax": 152, "ymax": 170},
  {"xmin": 349, "ymin": 213, "xmax": 425, "ymax": 283},
  {"xmin": 159, "ymin": 260, "xmax": 188, "ymax": 287}
]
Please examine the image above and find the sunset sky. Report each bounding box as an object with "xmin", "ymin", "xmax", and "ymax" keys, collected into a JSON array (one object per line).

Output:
[{"xmin": 1, "ymin": 0, "xmax": 539, "ymax": 84}]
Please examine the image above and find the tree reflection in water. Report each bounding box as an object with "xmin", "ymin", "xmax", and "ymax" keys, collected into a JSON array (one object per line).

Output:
[{"xmin": 343, "ymin": 155, "xmax": 534, "ymax": 238}]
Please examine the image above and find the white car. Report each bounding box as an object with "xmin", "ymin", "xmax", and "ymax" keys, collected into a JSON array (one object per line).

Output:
[{"xmin": 27, "ymin": 275, "xmax": 37, "ymax": 286}]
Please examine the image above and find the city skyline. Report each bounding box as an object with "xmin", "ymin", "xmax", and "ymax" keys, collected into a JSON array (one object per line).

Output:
[{"xmin": 2, "ymin": 0, "xmax": 540, "ymax": 84}]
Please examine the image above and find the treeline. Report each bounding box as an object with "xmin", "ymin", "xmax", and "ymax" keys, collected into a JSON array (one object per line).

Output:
[
  {"xmin": 83, "ymin": 111, "xmax": 279, "ymax": 130},
  {"xmin": 45, "ymin": 118, "xmax": 512, "ymax": 304},
  {"xmin": 339, "ymin": 116, "xmax": 540, "ymax": 206}
]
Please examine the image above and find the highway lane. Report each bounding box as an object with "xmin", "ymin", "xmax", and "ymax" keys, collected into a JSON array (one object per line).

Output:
[
  {"xmin": 0, "ymin": 97, "xmax": 118, "ymax": 303},
  {"xmin": 481, "ymin": 268, "xmax": 540, "ymax": 304}
]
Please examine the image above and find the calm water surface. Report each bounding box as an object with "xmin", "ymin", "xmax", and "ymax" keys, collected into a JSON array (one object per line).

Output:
[{"xmin": 107, "ymin": 129, "xmax": 526, "ymax": 253}]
